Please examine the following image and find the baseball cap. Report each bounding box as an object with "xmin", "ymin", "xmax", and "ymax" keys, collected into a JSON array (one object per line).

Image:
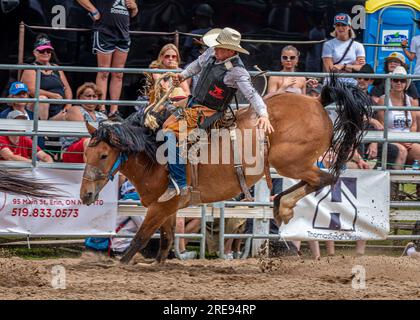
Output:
[
  {"xmin": 385, "ymin": 52, "xmax": 406, "ymax": 65},
  {"xmin": 307, "ymin": 84, "xmax": 322, "ymax": 94},
  {"xmin": 334, "ymin": 13, "xmax": 352, "ymax": 26},
  {"xmin": 7, "ymin": 110, "xmax": 29, "ymax": 120},
  {"xmin": 34, "ymin": 37, "xmax": 54, "ymax": 51},
  {"xmin": 9, "ymin": 82, "xmax": 29, "ymax": 95}
]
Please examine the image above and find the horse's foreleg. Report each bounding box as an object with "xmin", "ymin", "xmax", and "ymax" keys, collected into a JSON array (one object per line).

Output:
[
  {"xmin": 278, "ymin": 168, "xmax": 335, "ymax": 224},
  {"xmin": 155, "ymin": 214, "xmax": 176, "ymax": 263},
  {"xmin": 120, "ymin": 203, "xmax": 177, "ymax": 264}
]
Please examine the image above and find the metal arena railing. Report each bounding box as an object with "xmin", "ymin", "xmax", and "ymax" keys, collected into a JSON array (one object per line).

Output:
[{"xmin": 1, "ymin": 63, "xmax": 420, "ymax": 258}]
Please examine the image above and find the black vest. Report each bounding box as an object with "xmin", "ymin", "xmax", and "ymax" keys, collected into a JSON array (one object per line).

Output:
[{"xmin": 193, "ymin": 55, "xmax": 244, "ymax": 111}]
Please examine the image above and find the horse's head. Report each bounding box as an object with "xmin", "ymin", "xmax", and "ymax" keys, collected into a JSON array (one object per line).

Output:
[
  {"xmin": 80, "ymin": 122, "xmax": 124, "ymax": 205},
  {"xmin": 80, "ymin": 117, "xmax": 161, "ymax": 205}
]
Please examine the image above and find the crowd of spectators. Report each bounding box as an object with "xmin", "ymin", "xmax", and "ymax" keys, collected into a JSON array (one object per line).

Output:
[{"xmin": 1, "ymin": 4, "xmax": 420, "ymax": 260}]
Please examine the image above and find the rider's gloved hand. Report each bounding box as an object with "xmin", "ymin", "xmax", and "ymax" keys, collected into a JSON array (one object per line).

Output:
[{"xmin": 172, "ymin": 73, "xmax": 184, "ymax": 87}]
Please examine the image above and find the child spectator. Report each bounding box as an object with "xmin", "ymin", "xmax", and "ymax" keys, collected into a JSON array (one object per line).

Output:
[
  {"xmin": 0, "ymin": 82, "xmax": 34, "ymax": 119},
  {"xmin": 0, "ymin": 111, "xmax": 52, "ymax": 162}
]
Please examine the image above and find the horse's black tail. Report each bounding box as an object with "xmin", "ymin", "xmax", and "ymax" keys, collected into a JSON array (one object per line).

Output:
[
  {"xmin": 320, "ymin": 72, "xmax": 372, "ymax": 181},
  {"xmin": 0, "ymin": 168, "xmax": 64, "ymax": 198}
]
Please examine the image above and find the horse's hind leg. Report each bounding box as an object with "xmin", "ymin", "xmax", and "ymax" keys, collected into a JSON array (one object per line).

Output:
[
  {"xmin": 273, "ymin": 180, "xmax": 306, "ymax": 226},
  {"xmin": 155, "ymin": 214, "xmax": 176, "ymax": 263},
  {"xmin": 120, "ymin": 203, "xmax": 178, "ymax": 264},
  {"xmin": 274, "ymin": 167, "xmax": 335, "ymax": 225}
]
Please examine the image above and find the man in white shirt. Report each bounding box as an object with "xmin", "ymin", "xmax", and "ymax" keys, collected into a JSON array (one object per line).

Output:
[{"xmin": 401, "ymin": 17, "xmax": 420, "ymax": 94}]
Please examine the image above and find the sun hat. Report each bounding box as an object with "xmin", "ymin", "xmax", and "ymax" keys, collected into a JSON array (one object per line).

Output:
[
  {"xmin": 7, "ymin": 110, "xmax": 29, "ymax": 120},
  {"xmin": 390, "ymin": 66, "xmax": 410, "ymax": 88},
  {"xmin": 385, "ymin": 52, "xmax": 407, "ymax": 66},
  {"xmin": 8, "ymin": 82, "xmax": 28, "ymax": 95},
  {"xmin": 202, "ymin": 27, "xmax": 249, "ymax": 55}
]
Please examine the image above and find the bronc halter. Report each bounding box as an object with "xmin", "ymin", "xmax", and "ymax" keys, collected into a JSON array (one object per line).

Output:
[{"xmin": 82, "ymin": 152, "xmax": 128, "ymax": 183}]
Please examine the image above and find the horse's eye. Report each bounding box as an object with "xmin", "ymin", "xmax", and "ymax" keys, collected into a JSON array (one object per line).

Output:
[{"xmin": 100, "ymin": 154, "xmax": 108, "ymax": 160}]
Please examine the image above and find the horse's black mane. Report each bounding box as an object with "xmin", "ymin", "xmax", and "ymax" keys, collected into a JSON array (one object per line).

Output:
[{"xmin": 90, "ymin": 108, "xmax": 171, "ymax": 164}]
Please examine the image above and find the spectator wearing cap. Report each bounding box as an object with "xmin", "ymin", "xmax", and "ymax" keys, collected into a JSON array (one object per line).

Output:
[
  {"xmin": 77, "ymin": 0, "xmax": 139, "ymax": 117},
  {"xmin": 322, "ymin": 13, "xmax": 366, "ymax": 85},
  {"xmin": 371, "ymin": 52, "xmax": 419, "ymax": 104},
  {"xmin": 401, "ymin": 17, "xmax": 420, "ymax": 95},
  {"xmin": 0, "ymin": 111, "xmax": 52, "ymax": 162},
  {"xmin": 0, "ymin": 82, "xmax": 34, "ymax": 120},
  {"xmin": 183, "ymin": 3, "xmax": 214, "ymax": 65},
  {"xmin": 20, "ymin": 34, "xmax": 72, "ymax": 121}
]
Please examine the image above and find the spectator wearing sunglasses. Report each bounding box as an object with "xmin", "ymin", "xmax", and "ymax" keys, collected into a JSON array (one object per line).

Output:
[
  {"xmin": 20, "ymin": 34, "xmax": 73, "ymax": 121},
  {"xmin": 322, "ymin": 13, "xmax": 365, "ymax": 85},
  {"xmin": 147, "ymin": 44, "xmax": 191, "ymax": 104},
  {"xmin": 371, "ymin": 52, "xmax": 419, "ymax": 105},
  {"xmin": 376, "ymin": 66, "xmax": 420, "ymax": 171},
  {"xmin": 267, "ymin": 45, "xmax": 310, "ymax": 96},
  {"xmin": 61, "ymin": 83, "xmax": 107, "ymax": 163}
]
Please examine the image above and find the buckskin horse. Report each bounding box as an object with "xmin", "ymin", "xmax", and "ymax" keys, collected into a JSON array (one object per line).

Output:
[{"xmin": 80, "ymin": 75, "xmax": 371, "ymax": 264}]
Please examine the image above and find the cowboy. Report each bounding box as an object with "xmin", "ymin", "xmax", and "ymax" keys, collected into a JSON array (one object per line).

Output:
[{"xmin": 158, "ymin": 27, "xmax": 274, "ymax": 202}]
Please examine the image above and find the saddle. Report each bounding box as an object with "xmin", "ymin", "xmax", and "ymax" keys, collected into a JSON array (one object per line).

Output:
[{"xmin": 184, "ymin": 107, "xmax": 269, "ymax": 205}]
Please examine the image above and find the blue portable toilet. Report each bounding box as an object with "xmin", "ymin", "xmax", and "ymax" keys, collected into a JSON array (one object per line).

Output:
[{"xmin": 364, "ymin": 0, "xmax": 420, "ymax": 74}]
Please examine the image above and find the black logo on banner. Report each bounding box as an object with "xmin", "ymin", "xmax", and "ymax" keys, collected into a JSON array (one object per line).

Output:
[{"xmin": 312, "ymin": 178, "xmax": 358, "ymax": 232}]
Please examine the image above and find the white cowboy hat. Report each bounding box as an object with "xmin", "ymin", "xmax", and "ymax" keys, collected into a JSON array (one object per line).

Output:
[
  {"xmin": 390, "ymin": 66, "xmax": 411, "ymax": 88},
  {"xmin": 202, "ymin": 27, "xmax": 250, "ymax": 55}
]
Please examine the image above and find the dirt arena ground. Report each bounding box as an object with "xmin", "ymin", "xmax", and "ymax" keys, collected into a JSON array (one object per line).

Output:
[{"xmin": 0, "ymin": 252, "xmax": 419, "ymax": 300}]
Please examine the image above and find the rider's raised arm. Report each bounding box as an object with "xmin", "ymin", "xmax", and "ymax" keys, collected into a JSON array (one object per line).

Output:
[
  {"xmin": 225, "ymin": 67, "xmax": 269, "ymax": 117},
  {"xmin": 181, "ymin": 47, "xmax": 214, "ymax": 79}
]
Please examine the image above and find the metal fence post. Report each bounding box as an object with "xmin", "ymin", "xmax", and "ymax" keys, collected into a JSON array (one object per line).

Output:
[
  {"xmin": 200, "ymin": 204, "xmax": 207, "ymax": 259},
  {"xmin": 18, "ymin": 21, "xmax": 25, "ymax": 80},
  {"xmin": 174, "ymin": 30, "xmax": 179, "ymax": 49},
  {"xmin": 214, "ymin": 202, "xmax": 225, "ymax": 259},
  {"xmin": 381, "ymin": 77, "xmax": 391, "ymax": 170},
  {"xmin": 31, "ymin": 69, "xmax": 41, "ymax": 168},
  {"xmin": 252, "ymin": 180, "xmax": 270, "ymax": 257}
]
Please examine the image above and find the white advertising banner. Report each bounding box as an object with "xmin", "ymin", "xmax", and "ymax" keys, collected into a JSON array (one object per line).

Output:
[
  {"xmin": 0, "ymin": 168, "xmax": 118, "ymax": 236},
  {"xmin": 382, "ymin": 29, "xmax": 408, "ymax": 51},
  {"xmin": 279, "ymin": 170, "xmax": 390, "ymax": 241}
]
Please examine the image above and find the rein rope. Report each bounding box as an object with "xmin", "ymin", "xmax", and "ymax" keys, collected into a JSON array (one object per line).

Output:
[{"xmin": 143, "ymin": 72, "xmax": 177, "ymax": 130}]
